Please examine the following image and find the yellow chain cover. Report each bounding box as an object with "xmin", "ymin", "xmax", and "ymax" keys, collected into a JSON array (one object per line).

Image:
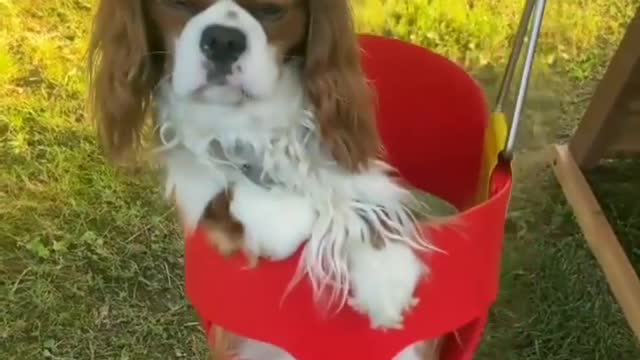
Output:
[{"xmin": 475, "ymin": 112, "xmax": 508, "ymax": 202}]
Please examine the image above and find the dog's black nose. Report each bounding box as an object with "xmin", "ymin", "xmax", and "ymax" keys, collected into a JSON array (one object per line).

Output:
[{"xmin": 200, "ymin": 25, "xmax": 247, "ymax": 63}]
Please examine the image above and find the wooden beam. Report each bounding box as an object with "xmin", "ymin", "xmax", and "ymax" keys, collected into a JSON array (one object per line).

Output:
[
  {"xmin": 608, "ymin": 112, "xmax": 640, "ymax": 154},
  {"xmin": 569, "ymin": 9, "xmax": 640, "ymax": 169},
  {"xmin": 551, "ymin": 144, "xmax": 640, "ymax": 341}
]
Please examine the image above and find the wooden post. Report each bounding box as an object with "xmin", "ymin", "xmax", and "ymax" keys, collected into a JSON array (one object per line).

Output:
[
  {"xmin": 569, "ymin": 9, "xmax": 640, "ymax": 169},
  {"xmin": 551, "ymin": 145, "xmax": 640, "ymax": 341},
  {"xmin": 550, "ymin": 7, "xmax": 640, "ymax": 341}
]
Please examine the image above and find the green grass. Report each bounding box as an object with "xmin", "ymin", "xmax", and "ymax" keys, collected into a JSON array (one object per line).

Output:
[
  {"xmin": 353, "ymin": 0, "xmax": 637, "ymax": 80},
  {"xmin": 1, "ymin": 0, "xmax": 639, "ymax": 359},
  {"xmin": 1, "ymin": 1, "xmax": 207, "ymax": 358}
]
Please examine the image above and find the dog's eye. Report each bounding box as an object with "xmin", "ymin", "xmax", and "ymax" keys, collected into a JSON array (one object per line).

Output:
[
  {"xmin": 165, "ymin": 0, "xmax": 198, "ymax": 14},
  {"xmin": 252, "ymin": 4, "xmax": 287, "ymax": 22}
]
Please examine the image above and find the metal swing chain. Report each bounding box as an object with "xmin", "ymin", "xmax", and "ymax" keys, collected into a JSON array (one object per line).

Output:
[{"xmin": 496, "ymin": 0, "xmax": 548, "ymax": 160}]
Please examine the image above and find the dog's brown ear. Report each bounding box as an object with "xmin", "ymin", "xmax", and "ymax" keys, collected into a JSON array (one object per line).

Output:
[
  {"xmin": 303, "ymin": 0, "xmax": 381, "ymax": 172},
  {"xmin": 88, "ymin": 0, "xmax": 159, "ymax": 163}
]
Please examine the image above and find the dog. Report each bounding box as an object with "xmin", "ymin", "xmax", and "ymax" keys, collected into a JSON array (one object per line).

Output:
[{"xmin": 88, "ymin": 0, "xmax": 440, "ymax": 359}]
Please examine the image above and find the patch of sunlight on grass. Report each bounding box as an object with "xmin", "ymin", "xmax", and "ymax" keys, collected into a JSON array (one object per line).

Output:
[
  {"xmin": 0, "ymin": 39, "xmax": 18, "ymax": 85},
  {"xmin": 354, "ymin": 0, "xmax": 637, "ymax": 77}
]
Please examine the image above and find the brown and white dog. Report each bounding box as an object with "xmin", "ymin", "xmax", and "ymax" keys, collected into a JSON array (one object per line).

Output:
[{"xmin": 88, "ymin": 0, "xmax": 440, "ymax": 359}]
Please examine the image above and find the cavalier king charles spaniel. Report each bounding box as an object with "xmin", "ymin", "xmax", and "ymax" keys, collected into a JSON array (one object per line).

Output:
[{"xmin": 89, "ymin": 0, "xmax": 440, "ymax": 359}]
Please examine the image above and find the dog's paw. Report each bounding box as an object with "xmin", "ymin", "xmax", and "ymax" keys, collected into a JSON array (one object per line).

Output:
[
  {"xmin": 349, "ymin": 295, "xmax": 418, "ymax": 330},
  {"xmin": 347, "ymin": 297, "xmax": 411, "ymax": 330},
  {"xmin": 347, "ymin": 241, "xmax": 426, "ymax": 330},
  {"xmin": 230, "ymin": 180, "xmax": 315, "ymax": 261}
]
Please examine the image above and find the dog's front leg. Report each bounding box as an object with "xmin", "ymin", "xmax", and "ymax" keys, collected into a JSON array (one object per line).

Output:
[
  {"xmin": 229, "ymin": 179, "xmax": 315, "ymax": 261},
  {"xmin": 347, "ymin": 239, "xmax": 426, "ymax": 330}
]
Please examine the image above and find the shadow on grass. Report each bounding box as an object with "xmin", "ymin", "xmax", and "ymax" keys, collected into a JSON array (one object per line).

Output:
[
  {"xmin": 589, "ymin": 158, "xmax": 640, "ymax": 269},
  {"xmin": 1, "ymin": 119, "xmax": 209, "ymax": 359}
]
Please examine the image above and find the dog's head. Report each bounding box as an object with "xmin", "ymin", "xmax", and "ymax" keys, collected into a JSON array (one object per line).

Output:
[{"xmin": 89, "ymin": 0, "xmax": 380, "ymax": 170}]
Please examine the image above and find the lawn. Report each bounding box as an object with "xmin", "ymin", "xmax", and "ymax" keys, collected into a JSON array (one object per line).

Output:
[{"xmin": 1, "ymin": 0, "xmax": 639, "ymax": 359}]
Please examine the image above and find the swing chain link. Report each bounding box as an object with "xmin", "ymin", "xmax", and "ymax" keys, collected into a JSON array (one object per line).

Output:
[{"xmin": 496, "ymin": 0, "xmax": 548, "ymax": 160}]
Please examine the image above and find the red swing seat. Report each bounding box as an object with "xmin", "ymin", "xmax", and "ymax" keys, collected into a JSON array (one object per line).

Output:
[{"xmin": 185, "ymin": 34, "xmax": 513, "ymax": 360}]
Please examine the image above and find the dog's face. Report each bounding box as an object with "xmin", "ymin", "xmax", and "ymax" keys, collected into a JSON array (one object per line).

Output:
[
  {"xmin": 149, "ymin": 0, "xmax": 307, "ymax": 102},
  {"xmin": 89, "ymin": 0, "xmax": 380, "ymax": 170}
]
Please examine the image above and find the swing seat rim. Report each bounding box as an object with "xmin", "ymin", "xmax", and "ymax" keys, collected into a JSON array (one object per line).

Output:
[{"xmin": 185, "ymin": 163, "xmax": 512, "ymax": 360}]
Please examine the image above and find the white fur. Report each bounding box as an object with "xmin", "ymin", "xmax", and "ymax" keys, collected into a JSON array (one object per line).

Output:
[
  {"xmin": 163, "ymin": 147, "xmax": 227, "ymax": 231},
  {"xmin": 230, "ymin": 178, "xmax": 316, "ymax": 261},
  {"xmin": 393, "ymin": 345, "xmax": 425, "ymax": 360},
  {"xmin": 235, "ymin": 338, "xmax": 296, "ymax": 360},
  {"xmin": 233, "ymin": 337, "xmax": 427, "ymax": 360},
  {"xmin": 347, "ymin": 240, "xmax": 426, "ymax": 329},
  {"xmin": 172, "ymin": 0, "xmax": 280, "ymax": 102},
  {"xmin": 156, "ymin": 1, "xmax": 436, "ymax": 357}
]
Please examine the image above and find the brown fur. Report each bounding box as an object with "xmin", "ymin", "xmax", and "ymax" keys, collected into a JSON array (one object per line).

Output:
[
  {"xmin": 420, "ymin": 338, "xmax": 443, "ymax": 360},
  {"xmin": 201, "ymin": 190, "xmax": 245, "ymax": 256},
  {"xmin": 302, "ymin": 0, "xmax": 381, "ymax": 171},
  {"xmin": 88, "ymin": 0, "xmax": 161, "ymax": 163},
  {"xmin": 236, "ymin": 0, "xmax": 308, "ymax": 61}
]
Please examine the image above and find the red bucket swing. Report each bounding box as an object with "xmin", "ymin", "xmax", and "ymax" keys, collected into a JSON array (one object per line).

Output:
[{"xmin": 185, "ymin": 1, "xmax": 547, "ymax": 359}]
